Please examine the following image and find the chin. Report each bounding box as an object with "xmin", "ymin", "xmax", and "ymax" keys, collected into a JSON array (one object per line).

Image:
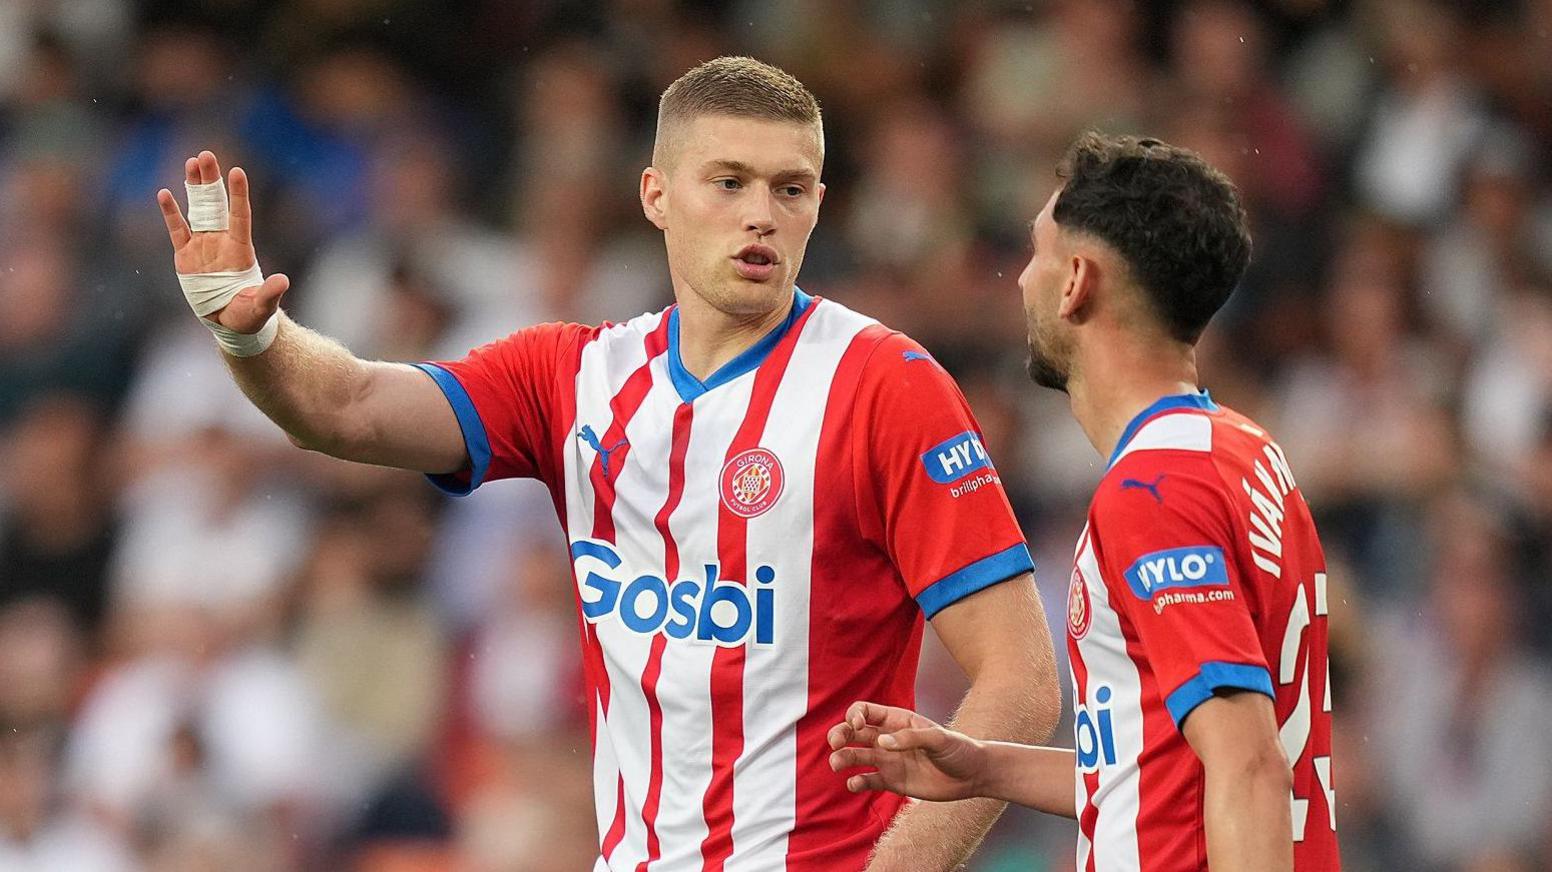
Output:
[
  {"xmin": 1026, "ymin": 344, "xmax": 1069, "ymax": 393},
  {"xmin": 719, "ymin": 279, "xmax": 792, "ymax": 314}
]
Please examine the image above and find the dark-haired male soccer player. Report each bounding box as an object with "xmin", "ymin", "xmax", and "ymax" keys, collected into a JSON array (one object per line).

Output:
[
  {"xmin": 829, "ymin": 133, "xmax": 1340, "ymax": 871},
  {"xmin": 155, "ymin": 57, "xmax": 1061, "ymax": 870}
]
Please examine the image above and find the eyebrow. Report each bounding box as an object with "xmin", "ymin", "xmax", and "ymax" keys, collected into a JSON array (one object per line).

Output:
[
  {"xmin": 702, "ymin": 159, "xmax": 818, "ymax": 183},
  {"xmin": 704, "ymin": 159, "xmax": 755, "ymax": 175}
]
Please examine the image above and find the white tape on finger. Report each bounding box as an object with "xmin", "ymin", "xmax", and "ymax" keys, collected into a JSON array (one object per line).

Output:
[
  {"xmin": 177, "ymin": 261, "xmax": 278, "ymax": 357},
  {"xmin": 185, "ymin": 178, "xmax": 230, "ymax": 231}
]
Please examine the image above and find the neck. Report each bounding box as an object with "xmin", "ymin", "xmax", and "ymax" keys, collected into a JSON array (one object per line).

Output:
[
  {"xmin": 673, "ymin": 287, "xmax": 796, "ymax": 381},
  {"xmin": 1067, "ymin": 329, "xmax": 1201, "ymax": 462}
]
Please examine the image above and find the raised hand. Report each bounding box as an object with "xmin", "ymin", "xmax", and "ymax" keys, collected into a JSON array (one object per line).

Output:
[
  {"xmin": 826, "ymin": 701, "xmax": 988, "ymax": 802},
  {"xmin": 156, "ymin": 150, "xmax": 289, "ymax": 334}
]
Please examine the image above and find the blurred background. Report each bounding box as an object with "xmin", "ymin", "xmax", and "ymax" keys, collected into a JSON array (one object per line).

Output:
[{"xmin": 2, "ymin": 0, "xmax": 1551, "ymax": 869}]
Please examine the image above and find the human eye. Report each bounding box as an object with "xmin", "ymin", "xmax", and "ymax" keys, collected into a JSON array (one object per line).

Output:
[{"xmin": 714, "ymin": 178, "xmax": 743, "ymax": 191}]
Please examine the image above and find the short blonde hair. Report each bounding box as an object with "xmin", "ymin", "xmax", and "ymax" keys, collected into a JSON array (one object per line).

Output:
[{"xmin": 653, "ymin": 56, "xmax": 823, "ymax": 167}]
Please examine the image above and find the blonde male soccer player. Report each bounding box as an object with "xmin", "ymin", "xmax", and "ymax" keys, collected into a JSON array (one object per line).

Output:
[
  {"xmin": 829, "ymin": 134, "xmax": 1340, "ymax": 872},
  {"xmin": 156, "ymin": 57, "xmax": 1061, "ymax": 871}
]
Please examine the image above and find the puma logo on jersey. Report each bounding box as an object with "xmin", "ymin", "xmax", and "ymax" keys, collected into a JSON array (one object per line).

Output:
[
  {"xmin": 578, "ymin": 425, "xmax": 628, "ymax": 478},
  {"xmin": 1121, "ymin": 474, "xmax": 1166, "ymax": 503}
]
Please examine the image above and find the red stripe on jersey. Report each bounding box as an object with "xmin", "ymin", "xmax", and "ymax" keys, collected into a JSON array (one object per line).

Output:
[
  {"xmin": 699, "ymin": 301, "xmax": 821, "ymax": 871},
  {"xmin": 587, "ymin": 315, "xmax": 671, "ymax": 864},
  {"xmin": 540, "ymin": 326, "xmax": 627, "ymax": 859},
  {"xmin": 548, "ymin": 327, "xmax": 602, "ymax": 729},
  {"xmin": 1068, "ymin": 533, "xmax": 1102, "ymax": 871},
  {"xmin": 543, "ymin": 325, "xmax": 601, "ymax": 521},
  {"xmin": 590, "ymin": 315, "xmax": 674, "ymax": 542},
  {"xmin": 637, "ymin": 402, "xmax": 695, "ymax": 872},
  {"xmin": 655, "ymin": 402, "xmax": 694, "ymax": 578},
  {"xmin": 1084, "ymin": 801, "xmax": 1098, "ymax": 872},
  {"xmin": 787, "ymin": 323, "xmax": 908, "ymax": 870},
  {"xmin": 602, "ymin": 775, "xmax": 628, "ymax": 859},
  {"xmin": 1068, "ymin": 694, "xmax": 1101, "ymax": 857}
]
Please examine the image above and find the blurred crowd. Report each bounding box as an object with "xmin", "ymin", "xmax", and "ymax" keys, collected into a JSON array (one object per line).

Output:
[{"xmin": 2, "ymin": 0, "xmax": 1552, "ymax": 869}]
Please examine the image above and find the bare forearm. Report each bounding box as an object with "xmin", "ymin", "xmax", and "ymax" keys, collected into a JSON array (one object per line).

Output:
[
  {"xmin": 1202, "ymin": 763, "xmax": 1293, "ymax": 871},
  {"xmin": 222, "ymin": 313, "xmax": 376, "ymax": 453},
  {"xmin": 224, "ymin": 313, "xmax": 467, "ymax": 472},
  {"xmin": 864, "ymin": 684, "xmax": 1038, "ymax": 872},
  {"xmin": 976, "ymin": 743, "xmax": 1076, "ymax": 817}
]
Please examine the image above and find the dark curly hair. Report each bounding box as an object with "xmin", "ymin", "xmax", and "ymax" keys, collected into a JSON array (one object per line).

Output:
[{"xmin": 1053, "ymin": 133, "xmax": 1252, "ymax": 343}]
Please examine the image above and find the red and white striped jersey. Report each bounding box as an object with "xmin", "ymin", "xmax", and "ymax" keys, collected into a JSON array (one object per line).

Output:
[
  {"xmin": 416, "ymin": 290, "xmax": 1034, "ymax": 871},
  {"xmin": 1066, "ymin": 393, "xmax": 1339, "ymax": 871}
]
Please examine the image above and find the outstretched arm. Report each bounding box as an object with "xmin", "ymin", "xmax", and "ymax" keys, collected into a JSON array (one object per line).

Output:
[
  {"xmin": 828, "ymin": 702, "xmax": 1078, "ymax": 818},
  {"xmin": 157, "ymin": 151, "xmax": 465, "ymax": 472},
  {"xmin": 220, "ymin": 313, "xmax": 466, "ymax": 471}
]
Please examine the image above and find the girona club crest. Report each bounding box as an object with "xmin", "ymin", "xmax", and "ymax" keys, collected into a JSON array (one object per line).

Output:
[
  {"xmin": 720, "ymin": 448, "xmax": 784, "ymax": 519},
  {"xmin": 1068, "ymin": 567, "xmax": 1093, "ymax": 640}
]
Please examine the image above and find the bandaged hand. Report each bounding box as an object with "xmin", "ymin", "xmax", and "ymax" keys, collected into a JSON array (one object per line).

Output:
[{"xmin": 156, "ymin": 151, "xmax": 291, "ymax": 357}]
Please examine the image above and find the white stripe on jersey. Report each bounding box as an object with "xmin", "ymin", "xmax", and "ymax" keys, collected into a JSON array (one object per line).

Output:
[
  {"xmin": 564, "ymin": 311, "xmax": 662, "ymax": 869},
  {"xmin": 598, "ymin": 355, "xmax": 682, "ymax": 869},
  {"xmin": 568, "ymin": 313, "xmax": 663, "ymax": 533},
  {"xmin": 650, "ymin": 375, "xmax": 756, "ymax": 868},
  {"xmin": 592, "ymin": 696, "xmax": 622, "ymax": 868},
  {"xmin": 1073, "ymin": 528, "xmax": 1146, "ymax": 871},
  {"xmin": 726, "ymin": 302, "xmax": 876, "ymax": 869},
  {"xmin": 1111, "ymin": 411, "xmax": 1212, "ymax": 466}
]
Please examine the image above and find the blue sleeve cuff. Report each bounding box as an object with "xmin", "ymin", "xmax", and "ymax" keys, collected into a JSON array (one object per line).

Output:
[
  {"xmin": 1164, "ymin": 661, "xmax": 1275, "ymax": 728},
  {"xmin": 915, "ymin": 543, "xmax": 1035, "ymax": 620},
  {"xmin": 411, "ymin": 363, "xmax": 492, "ymax": 497}
]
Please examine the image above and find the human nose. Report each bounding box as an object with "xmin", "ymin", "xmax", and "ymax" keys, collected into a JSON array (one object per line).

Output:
[{"xmin": 743, "ymin": 190, "xmax": 775, "ymax": 237}]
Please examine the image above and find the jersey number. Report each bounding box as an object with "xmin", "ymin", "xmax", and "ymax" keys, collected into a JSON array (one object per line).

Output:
[{"xmin": 1277, "ymin": 572, "xmax": 1336, "ymax": 841}]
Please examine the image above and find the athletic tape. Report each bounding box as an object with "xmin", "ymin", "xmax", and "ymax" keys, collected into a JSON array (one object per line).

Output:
[
  {"xmin": 177, "ymin": 261, "xmax": 278, "ymax": 357},
  {"xmin": 211, "ymin": 313, "xmax": 279, "ymax": 357},
  {"xmin": 184, "ymin": 178, "xmax": 230, "ymax": 231}
]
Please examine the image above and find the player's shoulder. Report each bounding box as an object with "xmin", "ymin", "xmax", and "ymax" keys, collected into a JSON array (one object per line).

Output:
[
  {"xmin": 537, "ymin": 307, "xmax": 671, "ymax": 371},
  {"xmin": 822, "ymin": 305, "xmax": 949, "ymax": 386},
  {"xmin": 591, "ymin": 307, "xmax": 671, "ymax": 347},
  {"xmin": 451, "ymin": 320, "xmax": 597, "ymax": 374},
  {"xmin": 1094, "ymin": 394, "xmax": 1235, "ymax": 516},
  {"xmin": 785, "ymin": 296, "xmax": 961, "ymax": 393},
  {"xmin": 1107, "ymin": 395, "xmax": 1219, "ymax": 466},
  {"xmin": 1101, "ymin": 392, "xmax": 1283, "ymax": 473},
  {"xmin": 1095, "ymin": 453, "xmax": 1226, "ymax": 521},
  {"xmin": 1201, "ymin": 405, "xmax": 1292, "ymax": 470},
  {"xmin": 790, "ymin": 294, "xmax": 890, "ymax": 355}
]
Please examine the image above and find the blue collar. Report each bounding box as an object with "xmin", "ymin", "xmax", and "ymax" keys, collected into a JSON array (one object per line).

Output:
[
  {"xmin": 666, "ymin": 289, "xmax": 813, "ymax": 404},
  {"xmin": 1106, "ymin": 390, "xmax": 1218, "ymax": 469}
]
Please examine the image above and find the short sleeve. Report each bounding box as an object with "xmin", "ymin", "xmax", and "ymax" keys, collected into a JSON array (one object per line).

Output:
[
  {"xmin": 414, "ymin": 322, "xmax": 592, "ymax": 495},
  {"xmin": 854, "ymin": 333, "xmax": 1034, "ymax": 619},
  {"xmin": 1090, "ymin": 455, "xmax": 1273, "ymax": 729}
]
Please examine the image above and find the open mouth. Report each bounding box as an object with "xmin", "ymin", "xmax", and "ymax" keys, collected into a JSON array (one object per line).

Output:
[
  {"xmin": 735, "ymin": 244, "xmax": 778, "ymax": 265},
  {"xmin": 732, "ymin": 244, "xmax": 780, "ymax": 281}
]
